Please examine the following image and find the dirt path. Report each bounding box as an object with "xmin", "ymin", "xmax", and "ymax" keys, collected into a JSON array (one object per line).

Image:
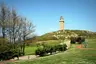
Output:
[
  {"xmin": 0, "ymin": 55, "xmax": 37, "ymax": 64},
  {"xmin": 14, "ymin": 55, "xmax": 37, "ymax": 60},
  {"xmin": 0, "ymin": 60, "xmax": 15, "ymax": 64}
]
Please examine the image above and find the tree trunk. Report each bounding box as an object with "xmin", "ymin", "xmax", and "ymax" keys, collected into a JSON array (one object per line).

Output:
[
  {"xmin": 2, "ymin": 27, "xmax": 5, "ymax": 44},
  {"xmin": 22, "ymin": 42, "xmax": 25, "ymax": 55},
  {"xmin": 22, "ymin": 36, "xmax": 25, "ymax": 55}
]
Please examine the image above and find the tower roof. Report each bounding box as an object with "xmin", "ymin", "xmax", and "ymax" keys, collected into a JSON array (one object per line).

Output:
[{"xmin": 60, "ymin": 16, "xmax": 64, "ymax": 22}]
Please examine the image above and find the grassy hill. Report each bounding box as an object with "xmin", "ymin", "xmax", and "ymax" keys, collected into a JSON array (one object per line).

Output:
[
  {"xmin": 38, "ymin": 30, "xmax": 96, "ymax": 40},
  {"xmin": 24, "ymin": 30, "xmax": 96, "ymax": 44}
]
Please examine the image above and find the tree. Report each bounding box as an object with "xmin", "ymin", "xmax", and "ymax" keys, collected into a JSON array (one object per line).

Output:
[
  {"xmin": 6, "ymin": 8, "xmax": 21, "ymax": 49},
  {"xmin": 0, "ymin": 3, "xmax": 35, "ymax": 60},
  {"xmin": 0, "ymin": 3, "xmax": 9, "ymax": 38},
  {"xmin": 20, "ymin": 18, "xmax": 35, "ymax": 55},
  {"xmin": 6, "ymin": 10, "xmax": 35, "ymax": 55}
]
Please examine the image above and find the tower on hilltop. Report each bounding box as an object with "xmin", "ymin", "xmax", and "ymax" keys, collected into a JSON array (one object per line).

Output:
[{"xmin": 59, "ymin": 16, "xmax": 64, "ymax": 30}]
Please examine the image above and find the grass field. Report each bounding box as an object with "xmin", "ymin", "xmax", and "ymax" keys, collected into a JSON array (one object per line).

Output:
[
  {"xmin": 8, "ymin": 39, "xmax": 96, "ymax": 64},
  {"xmin": 25, "ymin": 46, "xmax": 37, "ymax": 55},
  {"xmin": 36, "ymin": 40, "xmax": 61, "ymax": 45}
]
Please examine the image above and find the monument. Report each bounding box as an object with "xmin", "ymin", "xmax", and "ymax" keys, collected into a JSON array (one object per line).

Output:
[{"xmin": 59, "ymin": 16, "xmax": 64, "ymax": 30}]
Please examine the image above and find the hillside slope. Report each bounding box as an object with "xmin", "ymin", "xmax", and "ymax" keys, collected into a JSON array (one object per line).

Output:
[{"xmin": 38, "ymin": 30, "xmax": 96, "ymax": 41}]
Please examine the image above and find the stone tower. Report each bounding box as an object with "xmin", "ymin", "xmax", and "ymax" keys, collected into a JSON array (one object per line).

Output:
[{"xmin": 59, "ymin": 16, "xmax": 64, "ymax": 30}]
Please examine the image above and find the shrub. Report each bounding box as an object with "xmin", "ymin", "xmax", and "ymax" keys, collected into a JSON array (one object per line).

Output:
[
  {"xmin": 56, "ymin": 44, "xmax": 67, "ymax": 51},
  {"xmin": 35, "ymin": 44, "xmax": 67, "ymax": 56},
  {"xmin": 70, "ymin": 37, "xmax": 76, "ymax": 44},
  {"xmin": 48, "ymin": 45, "xmax": 56, "ymax": 54},
  {"xmin": 81, "ymin": 37, "xmax": 85, "ymax": 42},
  {"xmin": 35, "ymin": 46, "xmax": 46, "ymax": 56},
  {"xmin": 0, "ymin": 40, "xmax": 20, "ymax": 61},
  {"xmin": 76, "ymin": 37, "xmax": 85, "ymax": 44},
  {"xmin": 0, "ymin": 48, "xmax": 19, "ymax": 60},
  {"xmin": 70, "ymin": 36, "xmax": 85, "ymax": 44},
  {"xmin": 44, "ymin": 45, "xmax": 51, "ymax": 53}
]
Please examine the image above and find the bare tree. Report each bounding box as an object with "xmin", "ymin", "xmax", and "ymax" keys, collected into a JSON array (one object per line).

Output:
[
  {"xmin": 6, "ymin": 8, "xmax": 22, "ymax": 49},
  {"xmin": 20, "ymin": 18, "xmax": 35, "ymax": 55},
  {"xmin": 7, "ymin": 15, "xmax": 35, "ymax": 54},
  {"xmin": 0, "ymin": 3, "xmax": 9, "ymax": 38}
]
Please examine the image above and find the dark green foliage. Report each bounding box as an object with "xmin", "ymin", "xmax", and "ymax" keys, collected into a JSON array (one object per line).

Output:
[
  {"xmin": 0, "ymin": 38, "xmax": 21, "ymax": 61},
  {"xmin": 35, "ymin": 46, "xmax": 46, "ymax": 56},
  {"xmin": 0, "ymin": 49, "xmax": 19, "ymax": 60},
  {"xmin": 76, "ymin": 37, "xmax": 85, "ymax": 44},
  {"xmin": 70, "ymin": 36, "xmax": 85, "ymax": 44},
  {"xmin": 48, "ymin": 45, "xmax": 56, "ymax": 54},
  {"xmin": 35, "ymin": 44, "xmax": 67, "ymax": 56},
  {"xmin": 70, "ymin": 37, "xmax": 76, "ymax": 44},
  {"xmin": 56, "ymin": 44, "xmax": 67, "ymax": 51}
]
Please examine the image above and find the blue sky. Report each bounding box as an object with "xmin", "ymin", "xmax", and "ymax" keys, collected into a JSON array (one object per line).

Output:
[{"xmin": 0, "ymin": 0, "xmax": 96, "ymax": 35}]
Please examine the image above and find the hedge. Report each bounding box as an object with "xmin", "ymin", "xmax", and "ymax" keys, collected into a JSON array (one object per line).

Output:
[{"xmin": 35, "ymin": 44, "xmax": 67, "ymax": 56}]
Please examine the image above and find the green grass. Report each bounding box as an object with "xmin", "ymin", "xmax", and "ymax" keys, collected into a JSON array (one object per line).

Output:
[
  {"xmin": 25, "ymin": 46, "xmax": 37, "ymax": 55},
  {"xmin": 37, "ymin": 40, "xmax": 61, "ymax": 45},
  {"xmin": 8, "ymin": 39, "xmax": 96, "ymax": 64}
]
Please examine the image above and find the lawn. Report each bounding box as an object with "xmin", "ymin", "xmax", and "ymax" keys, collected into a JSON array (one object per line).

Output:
[
  {"xmin": 25, "ymin": 46, "xmax": 37, "ymax": 55},
  {"xmin": 8, "ymin": 39, "xmax": 96, "ymax": 64},
  {"xmin": 36, "ymin": 40, "xmax": 61, "ymax": 45}
]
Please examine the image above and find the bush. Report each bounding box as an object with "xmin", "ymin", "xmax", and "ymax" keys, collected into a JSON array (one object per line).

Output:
[
  {"xmin": 0, "ymin": 48, "xmax": 19, "ymax": 60},
  {"xmin": 56, "ymin": 44, "xmax": 67, "ymax": 51},
  {"xmin": 76, "ymin": 37, "xmax": 85, "ymax": 44},
  {"xmin": 70, "ymin": 36, "xmax": 85, "ymax": 44},
  {"xmin": 35, "ymin": 46, "xmax": 46, "ymax": 56},
  {"xmin": 48, "ymin": 45, "xmax": 56, "ymax": 54},
  {"xmin": 35, "ymin": 44, "xmax": 67, "ymax": 56},
  {"xmin": 0, "ymin": 39, "xmax": 20, "ymax": 61},
  {"xmin": 70, "ymin": 37, "xmax": 76, "ymax": 44}
]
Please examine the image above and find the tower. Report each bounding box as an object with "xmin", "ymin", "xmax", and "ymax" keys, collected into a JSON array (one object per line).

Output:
[{"xmin": 59, "ymin": 16, "xmax": 64, "ymax": 30}]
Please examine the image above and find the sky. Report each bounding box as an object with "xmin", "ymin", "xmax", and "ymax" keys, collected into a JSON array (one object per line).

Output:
[{"xmin": 0, "ymin": 0, "xmax": 96, "ymax": 35}]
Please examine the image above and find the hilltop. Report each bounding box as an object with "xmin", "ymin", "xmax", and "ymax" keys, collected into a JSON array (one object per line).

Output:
[
  {"xmin": 25, "ymin": 30, "xmax": 96, "ymax": 44},
  {"xmin": 37, "ymin": 30, "xmax": 96, "ymax": 41}
]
